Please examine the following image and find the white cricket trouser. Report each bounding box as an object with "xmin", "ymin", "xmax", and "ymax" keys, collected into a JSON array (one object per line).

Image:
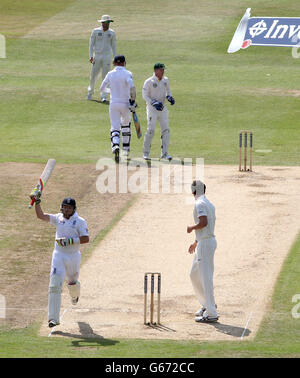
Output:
[
  {"xmin": 109, "ymin": 102, "xmax": 131, "ymax": 152},
  {"xmin": 88, "ymin": 55, "xmax": 111, "ymax": 98},
  {"xmin": 143, "ymin": 105, "xmax": 170, "ymax": 155},
  {"xmin": 190, "ymin": 237, "xmax": 218, "ymax": 317},
  {"xmin": 48, "ymin": 249, "xmax": 81, "ymax": 322}
]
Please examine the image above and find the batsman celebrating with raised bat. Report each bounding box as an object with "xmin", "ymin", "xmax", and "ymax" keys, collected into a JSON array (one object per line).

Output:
[
  {"xmin": 142, "ymin": 62, "xmax": 175, "ymax": 161},
  {"xmin": 30, "ymin": 190, "xmax": 89, "ymax": 328}
]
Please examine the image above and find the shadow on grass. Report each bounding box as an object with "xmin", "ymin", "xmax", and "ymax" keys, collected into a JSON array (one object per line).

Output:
[{"xmin": 51, "ymin": 321, "xmax": 119, "ymax": 348}]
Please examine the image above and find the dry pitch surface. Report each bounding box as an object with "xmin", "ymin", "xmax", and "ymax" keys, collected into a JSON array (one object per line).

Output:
[{"xmin": 37, "ymin": 164, "xmax": 300, "ymax": 341}]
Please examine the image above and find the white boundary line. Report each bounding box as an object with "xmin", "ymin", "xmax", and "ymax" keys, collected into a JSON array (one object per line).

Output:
[{"xmin": 241, "ymin": 311, "xmax": 253, "ymax": 340}]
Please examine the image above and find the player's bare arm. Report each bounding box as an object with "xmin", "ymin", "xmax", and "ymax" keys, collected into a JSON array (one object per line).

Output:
[
  {"xmin": 188, "ymin": 240, "xmax": 197, "ymax": 254},
  {"xmin": 187, "ymin": 216, "xmax": 208, "ymax": 233},
  {"xmin": 35, "ymin": 202, "xmax": 50, "ymax": 222},
  {"xmin": 80, "ymin": 235, "xmax": 89, "ymax": 244}
]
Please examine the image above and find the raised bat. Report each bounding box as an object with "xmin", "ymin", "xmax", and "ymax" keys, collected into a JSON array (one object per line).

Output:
[
  {"xmin": 28, "ymin": 159, "xmax": 56, "ymax": 208},
  {"xmin": 132, "ymin": 112, "xmax": 142, "ymax": 139}
]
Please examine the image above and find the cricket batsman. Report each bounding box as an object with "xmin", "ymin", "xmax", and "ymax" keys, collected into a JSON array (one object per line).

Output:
[{"xmin": 30, "ymin": 190, "xmax": 89, "ymax": 328}]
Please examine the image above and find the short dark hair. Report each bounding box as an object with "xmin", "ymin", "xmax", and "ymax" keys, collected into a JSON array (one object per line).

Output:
[
  {"xmin": 154, "ymin": 62, "xmax": 165, "ymax": 70},
  {"xmin": 191, "ymin": 180, "xmax": 206, "ymax": 195}
]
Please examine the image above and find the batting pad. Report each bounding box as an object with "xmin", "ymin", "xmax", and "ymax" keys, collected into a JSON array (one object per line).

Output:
[
  {"xmin": 67, "ymin": 280, "xmax": 80, "ymax": 299},
  {"xmin": 48, "ymin": 274, "xmax": 63, "ymax": 322}
]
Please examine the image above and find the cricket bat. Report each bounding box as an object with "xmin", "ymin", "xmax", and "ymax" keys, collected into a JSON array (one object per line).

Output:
[
  {"xmin": 28, "ymin": 159, "xmax": 56, "ymax": 208},
  {"xmin": 132, "ymin": 112, "xmax": 142, "ymax": 139}
]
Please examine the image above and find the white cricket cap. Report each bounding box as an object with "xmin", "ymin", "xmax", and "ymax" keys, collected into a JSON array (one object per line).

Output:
[{"xmin": 98, "ymin": 15, "xmax": 114, "ymax": 23}]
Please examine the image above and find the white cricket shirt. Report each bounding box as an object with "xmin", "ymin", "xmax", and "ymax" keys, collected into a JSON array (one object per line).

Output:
[
  {"xmin": 142, "ymin": 74, "xmax": 172, "ymax": 105},
  {"xmin": 193, "ymin": 195, "xmax": 216, "ymax": 240},
  {"xmin": 100, "ymin": 66, "xmax": 135, "ymax": 104},
  {"xmin": 49, "ymin": 212, "xmax": 89, "ymax": 253},
  {"xmin": 89, "ymin": 27, "xmax": 116, "ymax": 58}
]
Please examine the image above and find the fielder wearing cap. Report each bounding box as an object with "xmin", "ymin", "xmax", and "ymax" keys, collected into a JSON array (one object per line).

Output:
[
  {"xmin": 87, "ymin": 15, "xmax": 116, "ymax": 102},
  {"xmin": 187, "ymin": 180, "xmax": 219, "ymax": 323},
  {"xmin": 31, "ymin": 194, "xmax": 89, "ymax": 328},
  {"xmin": 142, "ymin": 62, "xmax": 175, "ymax": 161},
  {"xmin": 100, "ymin": 54, "xmax": 137, "ymax": 162}
]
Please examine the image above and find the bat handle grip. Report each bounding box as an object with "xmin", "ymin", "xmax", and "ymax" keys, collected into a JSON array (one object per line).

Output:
[{"xmin": 29, "ymin": 197, "xmax": 36, "ymax": 209}]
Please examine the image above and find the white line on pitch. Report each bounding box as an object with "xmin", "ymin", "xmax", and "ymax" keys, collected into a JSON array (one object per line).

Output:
[{"xmin": 241, "ymin": 311, "xmax": 253, "ymax": 340}]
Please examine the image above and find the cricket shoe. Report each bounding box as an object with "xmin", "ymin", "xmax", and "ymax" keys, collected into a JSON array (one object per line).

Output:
[
  {"xmin": 160, "ymin": 153, "xmax": 172, "ymax": 161},
  {"xmin": 48, "ymin": 320, "xmax": 60, "ymax": 328},
  {"xmin": 195, "ymin": 304, "xmax": 217, "ymax": 317},
  {"xmin": 143, "ymin": 153, "xmax": 151, "ymax": 161},
  {"xmin": 87, "ymin": 94, "xmax": 92, "ymax": 100},
  {"xmin": 195, "ymin": 307, "xmax": 206, "ymax": 317},
  {"xmin": 113, "ymin": 148, "xmax": 120, "ymax": 164},
  {"xmin": 195, "ymin": 315, "xmax": 219, "ymax": 323},
  {"xmin": 71, "ymin": 297, "xmax": 79, "ymax": 305}
]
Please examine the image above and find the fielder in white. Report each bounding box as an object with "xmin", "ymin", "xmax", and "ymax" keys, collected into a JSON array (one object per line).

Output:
[
  {"xmin": 30, "ymin": 193, "xmax": 89, "ymax": 328},
  {"xmin": 187, "ymin": 180, "xmax": 218, "ymax": 323},
  {"xmin": 100, "ymin": 54, "xmax": 137, "ymax": 162},
  {"xmin": 142, "ymin": 63, "xmax": 175, "ymax": 161},
  {"xmin": 87, "ymin": 15, "xmax": 116, "ymax": 102}
]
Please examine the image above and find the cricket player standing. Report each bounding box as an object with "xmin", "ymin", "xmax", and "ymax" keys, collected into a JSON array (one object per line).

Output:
[
  {"xmin": 100, "ymin": 54, "xmax": 137, "ymax": 162},
  {"xmin": 187, "ymin": 180, "xmax": 218, "ymax": 323},
  {"xmin": 87, "ymin": 15, "xmax": 116, "ymax": 102},
  {"xmin": 30, "ymin": 191, "xmax": 89, "ymax": 328},
  {"xmin": 142, "ymin": 63, "xmax": 175, "ymax": 161}
]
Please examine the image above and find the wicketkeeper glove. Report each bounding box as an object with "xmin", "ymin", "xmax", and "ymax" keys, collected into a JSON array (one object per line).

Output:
[
  {"xmin": 166, "ymin": 96, "xmax": 175, "ymax": 105},
  {"xmin": 56, "ymin": 237, "xmax": 79, "ymax": 247},
  {"xmin": 129, "ymin": 99, "xmax": 138, "ymax": 112},
  {"xmin": 151, "ymin": 100, "xmax": 164, "ymax": 111}
]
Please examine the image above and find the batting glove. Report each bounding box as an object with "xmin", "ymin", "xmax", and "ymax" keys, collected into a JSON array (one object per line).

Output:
[
  {"xmin": 56, "ymin": 237, "xmax": 80, "ymax": 247},
  {"xmin": 29, "ymin": 188, "xmax": 42, "ymax": 204},
  {"xmin": 166, "ymin": 96, "xmax": 175, "ymax": 105},
  {"xmin": 151, "ymin": 100, "xmax": 164, "ymax": 111},
  {"xmin": 56, "ymin": 238, "xmax": 71, "ymax": 247},
  {"xmin": 129, "ymin": 99, "xmax": 138, "ymax": 112}
]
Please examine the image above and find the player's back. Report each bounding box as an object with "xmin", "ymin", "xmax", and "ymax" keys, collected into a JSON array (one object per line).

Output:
[{"xmin": 109, "ymin": 67, "xmax": 133, "ymax": 104}]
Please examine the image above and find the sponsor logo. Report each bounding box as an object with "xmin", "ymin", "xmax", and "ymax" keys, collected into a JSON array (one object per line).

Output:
[
  {"xmin": 228, "ymin": 8, "xmax": 300, "ymax": 53},
  {"xmin": 245, "ymin": 17, "xmax": 300, "ymax": 47}
]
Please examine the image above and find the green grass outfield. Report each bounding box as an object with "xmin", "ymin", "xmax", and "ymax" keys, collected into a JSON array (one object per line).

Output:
[
  {"xmin": 1, "ymin": 0, "xmax": 300, "ymax": 358},
  {"xmin": 0, "ymin": 0, "xmax": 300, "ymax": 164}
]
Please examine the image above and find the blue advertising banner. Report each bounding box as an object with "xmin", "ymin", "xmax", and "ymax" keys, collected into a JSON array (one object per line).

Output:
[{"xmin": 228, "ymin": 8, "xmax": 300, "ymax": 53}]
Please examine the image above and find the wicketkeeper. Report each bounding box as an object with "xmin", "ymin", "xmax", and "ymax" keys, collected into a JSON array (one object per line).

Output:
[
  {"xmin": 30, "ymin": 190, "xmax": 89, "ymax": 328},
  {"xmin": 142, "ymin": 62, "xmax": 175, "ymax": 161}
]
